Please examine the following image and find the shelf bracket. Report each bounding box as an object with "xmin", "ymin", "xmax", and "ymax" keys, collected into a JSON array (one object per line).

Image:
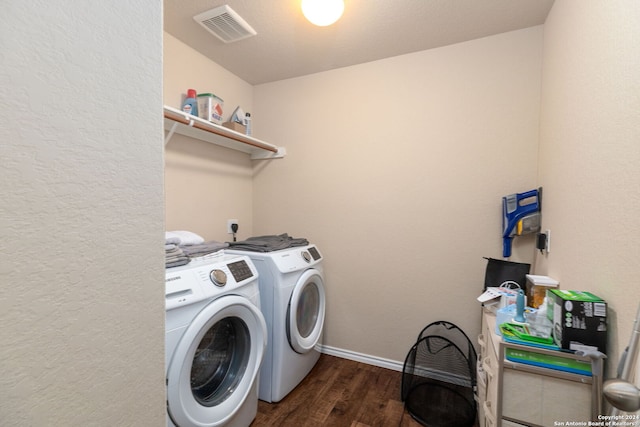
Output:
[
  {"xmin": 251, "ymin": 146, "xmax": 287, "ymax": 160},
  {"xmin": 164, "ymin": 122, "xmax": 179, "ymax": 146}
]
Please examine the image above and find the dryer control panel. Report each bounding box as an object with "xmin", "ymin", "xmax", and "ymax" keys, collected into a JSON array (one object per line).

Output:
[
  {"xmin": 307, "ymin": 246, "xmax": 321, "ymax": 261},
  {"xmin": 271, "ymin": 245, "xmax": 323, "ymax": 273}
]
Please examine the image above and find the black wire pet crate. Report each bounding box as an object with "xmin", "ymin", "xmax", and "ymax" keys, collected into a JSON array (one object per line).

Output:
[{"xmin": 401, "ymin": 321, "xmax": 477, "ymax": 427}]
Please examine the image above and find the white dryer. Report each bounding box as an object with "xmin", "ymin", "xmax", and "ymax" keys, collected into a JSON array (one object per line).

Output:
[
  {"xmin": 165, "ymin": 255, "xmax": 267, "ymax": 427},
  {"xmin": 226, "ymin": 244, "xmax": 326, "ymax": 403}
]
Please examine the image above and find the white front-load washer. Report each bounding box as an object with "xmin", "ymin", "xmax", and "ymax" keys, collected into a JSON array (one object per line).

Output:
[
  {"xmin": 165, "ymin": 254, "xmax": 267, "ymax": 427},
  {"xmin": 226, "ymin": 244, "xmax": 326, "ymax": 403}
]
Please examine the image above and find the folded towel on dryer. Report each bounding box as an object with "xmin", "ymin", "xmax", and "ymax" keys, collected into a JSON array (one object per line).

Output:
[
  {"xmin": 166, "ymin": 257, "xmax": 190, "ymax": 268},
  {"xmin": 180, "ymin": 241, "xmax": 228, "ymax": 257},
  {"xmin": 165, "ymin": 250, "xmax": 184, "ymax": 259},
  {"xmin": 227, "ymin": 233, "xmax": 308, "ymax": 252},
  {"xmin": 165, "ymin": 237, "xmax": 181, "ymax": 246},
  {"xmin": 165, "ymin": 241, "xmax": 190, "ymax": 268}
]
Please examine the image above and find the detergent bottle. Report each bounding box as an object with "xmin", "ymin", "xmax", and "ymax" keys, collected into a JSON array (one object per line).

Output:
[{"xmin": 181, "ymin": 89, "xmax": 198, "ymax": 117}]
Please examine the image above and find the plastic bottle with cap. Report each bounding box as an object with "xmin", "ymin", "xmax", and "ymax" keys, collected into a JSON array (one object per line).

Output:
[
  {"xmin": 244, "ymin": 112, "xmax": 252, "ymax": 136},
  {"xmin": 514, "ymin": 289, "xmax": 526, "ymax": 323},
  {"xmin": 181, "ymin": 89, "xmax": 198, "ymax": 117}
]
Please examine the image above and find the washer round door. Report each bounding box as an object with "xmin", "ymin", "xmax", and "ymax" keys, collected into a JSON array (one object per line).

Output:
[
  {"xmin": 287, "ymin": 269, "xmax": 326, "ymax": 354},
  {"xmin": 167, "ymin": 295, "xmax": 267, "ymax": 427}
]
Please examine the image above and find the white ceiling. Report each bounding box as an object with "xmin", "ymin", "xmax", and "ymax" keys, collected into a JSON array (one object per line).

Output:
[{"xmin": 164, "ymin": 0, "xmax": 555, "ymax": 85}]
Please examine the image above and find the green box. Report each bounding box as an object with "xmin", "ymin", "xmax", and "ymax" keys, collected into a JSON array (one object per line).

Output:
[{"xmin": 548, "ymin": 289, "xmax": 607, "ymax": 354}]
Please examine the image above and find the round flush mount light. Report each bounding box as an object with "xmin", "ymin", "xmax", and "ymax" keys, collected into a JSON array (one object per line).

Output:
[{"xmin": 301, "ymin": 0, "xmax": 345, "ymax": 26}]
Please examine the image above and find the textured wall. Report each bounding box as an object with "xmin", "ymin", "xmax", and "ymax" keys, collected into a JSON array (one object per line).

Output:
[
  {"xmin": 0, "ymin": 1, "xmax": 165, "ymax": 425},
  {"xmin": 538, "ymin": 1, "xmax": 640, "ymax": 381},
  {"xmin": 252, "ymin": 27, "xmax": 544, "ymax": 363}
]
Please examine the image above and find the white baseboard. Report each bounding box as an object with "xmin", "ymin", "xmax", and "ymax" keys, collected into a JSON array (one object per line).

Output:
[{"xmin": 319, "ymin": 345, "xmax": 404, "ymax": 372}]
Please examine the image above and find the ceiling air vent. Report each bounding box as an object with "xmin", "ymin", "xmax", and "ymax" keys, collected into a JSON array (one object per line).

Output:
[{"xmin": 193, "ymin": 5, "xmax": 257, "ymax": 43}]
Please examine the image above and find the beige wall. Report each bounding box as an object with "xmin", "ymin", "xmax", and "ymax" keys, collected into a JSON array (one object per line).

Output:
[
  {"xmin": 537, "ymin": 1, "xmax": 640, "ymax": 380},
  {"xmin": 164, "ymin": 33, "xmax": 256, "ymax": 241},
  {"xmin": 163, "ymin": 1, "xmax": 640, "ymax": 381},
  {"xmin": 1, "ymin": 1, "xmax": 165, "ymax": 425},
  {"xmin": 252, "ymin": 27, "xmax": 544, "ymax": 362}
]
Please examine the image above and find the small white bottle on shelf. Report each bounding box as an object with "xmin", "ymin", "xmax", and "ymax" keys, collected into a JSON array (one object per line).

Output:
[{"xmin": 244, "ymin": 112, "xmax": 252, "ymax": 136}]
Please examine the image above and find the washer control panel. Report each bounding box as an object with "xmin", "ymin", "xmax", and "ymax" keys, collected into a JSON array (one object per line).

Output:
[
  {"xmin": 228, "ymin": 259, "xmax": 254, "ymax": 282},
  {"xmin": 165, "ymin": 256, "xmax": 258, "ymax": 310}
]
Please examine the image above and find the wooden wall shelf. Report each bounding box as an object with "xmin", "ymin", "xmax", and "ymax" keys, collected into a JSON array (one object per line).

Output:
[{"xmin": 163, "ymin": 105, "xmax": 286, "ymax": 160}]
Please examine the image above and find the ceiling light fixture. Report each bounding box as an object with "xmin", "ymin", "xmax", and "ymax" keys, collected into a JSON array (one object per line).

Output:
[{"xmin": 301, "ymin": 0, "xmax": 344, "ymax": 27}]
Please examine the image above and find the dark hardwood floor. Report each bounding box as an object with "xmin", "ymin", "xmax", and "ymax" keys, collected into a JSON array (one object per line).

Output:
[{"xmin": 252, "ymin": 354, "xmax": 461, "ymax": 427}]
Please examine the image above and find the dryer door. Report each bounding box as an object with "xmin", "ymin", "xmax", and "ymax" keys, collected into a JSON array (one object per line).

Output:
[
  {"xmin": 287, "ymin": 269, "xmax": 326, "ymax": 354},
  {"xmin": 167, "ymin": 295, "xmax": 267, "ymax": 427}
]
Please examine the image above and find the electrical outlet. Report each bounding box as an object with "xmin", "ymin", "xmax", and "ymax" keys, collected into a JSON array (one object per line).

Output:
[{"xmin": 227, "ymin": 219, "xmax": 238, "ymax": 234}]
